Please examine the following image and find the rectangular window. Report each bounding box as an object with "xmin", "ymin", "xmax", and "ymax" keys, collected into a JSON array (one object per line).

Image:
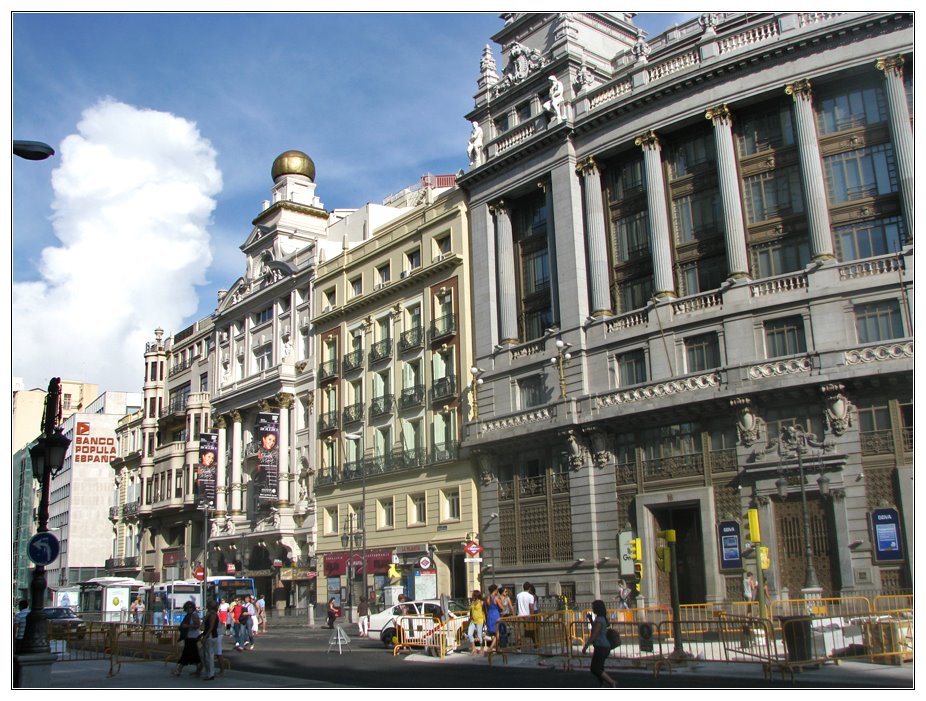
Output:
[
  {"xmin": 323, "ymin": 289, "xmax": 336, "ymax": 309},
  {"xmin": 685, "ymin": 333, "xmax": 720, "ymax": 373},
  {"xmin": 737, "ymin": 107, "xmax": 795, "ymax": 155},
  {"xmin": 834, "ymin": 217, "xmax": 905, "ymax": 261},
  {"xmin": 199, "ymin": 373, "xmax": 208, "ymax": 392},
  {"xmin": 254, "ymin": 306, "xmax": 273, "ymax": 326},
  {"xmin": 379, "ymin": 498, "xmax": 394, "ymax": 529},
  {"xmin": 325, "ymin": 507, "xmax": 338, "ymax": 535},
  {"xmin": 406, "ymin": 248, "xmax": 421, "ymax": 271},
  {"xmin": 750, "ymin": 237, "xmax": 810, "ymax": 278},
  {"xmin": 743, "ymin": 167, "xmax": 805, "ymax": 224},
  {"xmin": 410, "ymin": 493, "xmax": 427, "ymax": 525},
  {"xmin": 824, "ymin": 144, "xmax": 897, "ymax": 203},
  {"xmin": 518, "ymin": 375, "xmax": 545, "ymax": 408},
  {"xmin": 441, "ymin": 488, "xmax": 461, "ymax": 521},
  {"xmin": 669, "ymin": 133, "xmax": 715, "ymax": 178},
  {"xmin": 516, "ymin": 101, "xmax": 532, "ymax": 124},
  {"xmin": 617, "ymin": 276, "xmax": 654, "ymax": 313},
  {"xmin": 350, "ymin": 277, "xmax": 363, "ymax": 298},
  {"xmin": 376, "ymin": 264, "xmax": 391, "ymax": 286},
  {"xmin": 615, "ymin": 211, "xmax": 650, "ymax": 261},
  {"xmin": 436, "ymin": 234, "xmax": 452, "ymax": 256},
  {"xmin": 254, "ymin": 343, "xmax": 273, "ymax": 372},
  {"xmin": 855, "ymin": 300, "xmax": 904, "ymax": 343},
  {"xmin": 817, "ymin": 85, "xmax": 887, "ymax": 134},
  {"xmin": 617, "ymin": 349, "xmax": 647, "ymax": 387},
  {"xmin": 764, "ymin": 316, "xmax": 807, "ymax": 358},
  {"xmin": 677, "ymin": 256, "xmax": 725, "ymax": 296},
  {"xmin": 494, "ymin": 113, "xmax": 509, "ymax": 134},
  {"xmin": 673, "ymin": 191, "xmax": 722, "ymax": 244}
]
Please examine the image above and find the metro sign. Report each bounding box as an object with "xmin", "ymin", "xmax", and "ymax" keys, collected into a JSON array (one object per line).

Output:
[{"xmin": 463, "ymin": 541, "xmax": 483, "ymax": 557}]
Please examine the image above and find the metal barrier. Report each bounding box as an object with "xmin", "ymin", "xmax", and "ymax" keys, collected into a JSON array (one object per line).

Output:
[
  {"xmin": 392, "ymin": 615, "xmax": 442, "ymax": 656},
  {"xmin": 486, "ymin": 617, "xmax": 572, "ymax": 668},
  {"xmin": 873, "ymin": 595, "xmax": 913, "ymax": 614}
]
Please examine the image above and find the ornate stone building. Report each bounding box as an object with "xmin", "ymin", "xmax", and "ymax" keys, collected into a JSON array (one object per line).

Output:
[{"xmin": 459, "ymin": 12, "xmax": 913, "ymax": 605}]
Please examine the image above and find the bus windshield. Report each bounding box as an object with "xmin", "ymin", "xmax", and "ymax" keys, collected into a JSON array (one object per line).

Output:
[{"xmin": 207, "ymin": 577, "xmax": 256, "ymax": 603}]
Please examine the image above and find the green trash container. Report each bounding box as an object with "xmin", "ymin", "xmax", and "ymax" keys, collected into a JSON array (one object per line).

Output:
[{"xmin": 779, "ymin": 615, "xmax": 814, "ymax": 662}]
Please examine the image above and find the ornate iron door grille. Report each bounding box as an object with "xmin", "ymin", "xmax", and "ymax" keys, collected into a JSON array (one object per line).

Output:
[{"xmin": 774, "ymin": 493, "xmax": 837, "ymax": 596}]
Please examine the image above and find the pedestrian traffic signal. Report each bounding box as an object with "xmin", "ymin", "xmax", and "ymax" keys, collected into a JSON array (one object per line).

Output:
[
  {"xmin": 629, "ymin": 537, "xmax": 642, "ymax": 561},
  {"xmin": 655, "ymin": 545, "xmax": 671, "ymax": 573},
  {"xmin": 633, "ymin": 561, "xmax": 643, "ymax": 583}
]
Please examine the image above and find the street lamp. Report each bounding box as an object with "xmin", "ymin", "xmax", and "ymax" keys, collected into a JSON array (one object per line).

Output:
[
  {"xmin": 339, "ymin": 431, "xmax": 364, "ymax": 621},
  {"xmin": 469, "ymin": 367, "xmax": 484, "ymax": 420},
  {"xmin": 21, "ymin": 378, "xmax": 71, "ymax": 654},
  {"xmin": 775, "ymin": 424, "xmax": 829, "ymax": 592},
  {"xmin": 550, "ymin": 339, "xmax": 573, "ymax": 399}
]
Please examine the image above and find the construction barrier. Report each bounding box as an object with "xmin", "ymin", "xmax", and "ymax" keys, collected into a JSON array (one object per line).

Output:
[{"xmin": 392, "ymin": 615, "xmax": 443, "ymax": 656}]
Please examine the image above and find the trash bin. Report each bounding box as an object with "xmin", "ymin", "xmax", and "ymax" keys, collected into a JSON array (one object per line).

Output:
[{"xmin": 779, "ymin": 615, "xmax": 814, "ymax": 662}]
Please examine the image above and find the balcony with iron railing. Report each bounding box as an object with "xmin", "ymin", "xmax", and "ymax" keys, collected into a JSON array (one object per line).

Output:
[
  {"xmin": 370, "ymin": 394, "xmax": 394, "ymax": 418},
  {"xmin": 428, "ymin": 313, "xmax": 457, "ymax": 343},
  {"xmin": 430, "ymin": 442, "xmax": 458, "ymax": 463},
  {"xmin": 430, "ymin": 375, "xmax": 457, "ymax": 403},
  {"xmin": 342, "ymin": 402, "xmax": 364, "ymax": 424},
  {"xmin": 398, "ymin": 326, "xmax": 424, "ymax": 353},
  {"xmin": 860, "ymin": 429, "xmax": 894, "ymax": 456},
  {"xmin": 109, "ymin": 506, "xmax": 120, "ymax": 520},
  {"xmin": 318, "ymin": 410, "xmax": 339, "ymax": 434},
  {"xmin": 368, "ymin": 339, "xmax": 392, "ymax": 364},
  {"xmin": 105, "ymin": 556, "xmax": 139, "ymax": 570},
  {"xmin": 643, "ymin": 452, "xmax": 704, "ymax": 481},
  {"xmin": 317, "ymin": 359, "xmax": 339, "ymax": 383},
  {"xmin": 342, "ymin": 460, "xmax": 364, "ymax": 481},
  {"xmin": 399, "ymin": 385, "xmax": 426, "ymax": 410},
  {"xmin": 342, "ymin": 349, "xmax": 364, "ymax": 372},
  {"xmin": 122, "ymin": 500, "xmax": 141, "ymax": 518},
  {"xmin": 161, "ymin": 395, "xmax": 189, "ymax": 418}
]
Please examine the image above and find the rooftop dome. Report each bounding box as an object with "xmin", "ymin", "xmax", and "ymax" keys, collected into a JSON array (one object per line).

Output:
[{"xmin": 271, "ymin": 150, "xmax": 316, "ymax": 182}]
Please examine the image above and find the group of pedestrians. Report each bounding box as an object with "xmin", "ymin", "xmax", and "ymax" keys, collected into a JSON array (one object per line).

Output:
[
  {"xmin": 465, "ymin": 584, "xmax": 518, "ymax": 654},
  {"xmin": 172, "ymin": 600, "xmax": 226, "ymax": 681}
]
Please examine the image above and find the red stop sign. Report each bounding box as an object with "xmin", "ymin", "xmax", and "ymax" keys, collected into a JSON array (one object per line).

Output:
[{"xmin": 194, "ymin": 567, "xmax": 205, "ymax": 581}]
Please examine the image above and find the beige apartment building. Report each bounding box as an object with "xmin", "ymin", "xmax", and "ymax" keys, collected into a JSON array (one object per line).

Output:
[{"xmin": 312, "ymin": 182, "xmax": 482, "ymax": 613}]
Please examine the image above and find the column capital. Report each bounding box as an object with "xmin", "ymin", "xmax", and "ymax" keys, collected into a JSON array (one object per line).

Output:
[
  {"xmin": 634, "ymin": 129, "xmax": 660, "ymax": 150},
  {"xmin": 785, "ymin": 79, "xmax": 813, "ymax": 101},
  {"xmin": 705, "ymin": 103, "xmax": 733, "ymax": 125},
  {"xmin": 258, "ymin": 399, "xmax": 273, "ymax": 412},
  {"xmin": 230, "ymin": 410, "xmax": 242, "ymax": 423},
  {"xmin": 575, "ymin": 156, "xmax": 600, "ymax": 177},
  {"xmin": 876, "ymin": 54, "xmax": 905, "ymax": 77},
  {"xmin": 277, "ymin": 392, "xmax": 295, "ymax": 409}
]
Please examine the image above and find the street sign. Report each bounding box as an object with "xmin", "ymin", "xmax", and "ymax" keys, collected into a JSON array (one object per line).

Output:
[
  {"xmin": 463, "ymin": 557, "xmax": 483, "ymax": 564},
  {"xmin": 463, "ymin": 541, "xmax": 483, "ymax": 557},
  {"xmin": 194, "ymin": 566, "xmax": 205, "ymax": 581},
  {"xmin": 419, "ymin": 556, "xmax": 432, "ymax": 570},
  {"xmin": 28, "ymin": 532, "xmax": 60, "ymax": 566}
]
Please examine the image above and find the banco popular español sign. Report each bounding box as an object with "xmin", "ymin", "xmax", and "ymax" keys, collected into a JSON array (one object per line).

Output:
[{"xmin": 73, "ymin": 421, "xmax": 117, "ymax": 463}]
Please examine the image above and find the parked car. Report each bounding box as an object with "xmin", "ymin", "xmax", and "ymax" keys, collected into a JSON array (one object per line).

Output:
[
  {"xmin": 367, "ymin": 599, "xmax": 468, "ymax": 647},
  {"xmin": 44, "ymin": 607, "xmax": 87, "ymax": 638}
]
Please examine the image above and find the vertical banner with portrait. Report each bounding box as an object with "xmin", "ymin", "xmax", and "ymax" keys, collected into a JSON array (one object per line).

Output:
[
  {"xmin": 196, "ymin": 432, "xmax": 218, "ymax": 506},
  {"xmin": 256, "ymin": 412, "xmax": 280, "ymax": 507}
]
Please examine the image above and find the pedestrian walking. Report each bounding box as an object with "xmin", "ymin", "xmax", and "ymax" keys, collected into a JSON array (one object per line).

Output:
[
  {"xmin": 201, "ymin": 599, "xmax": 219, "ymax": 681},
  {"xmin": 516, "ymin": 581, "xmax": 535, "ymax": 616},
  {"xmin": 581, "ymin": 599, "xmax": 617, "ymax": 688},
  {"xmin": 467, "ymin": 590, "xmax": 486, "ymax": 655},
  {"xmin": 484, "ymin": 584, "xmax": 503, "ymax": 653},
  {"xmin": 172, "ymin": 601, "xmax": 202, "ymax": 677},
  {"xmin": 231, "ymin": 598, "xmax": 242, "ymax": 642},
  {"xmin": 235, "ymin": 596, "xmax": 254, "ymax": 650},
  {"xmin": 151, "ymin": 594, "xmax": 165, "ymax": 631},
  {"xmin": 257, "ymin": 593, "xmax": 267, "ymax": 634},
  {"xmin": 357, "ymin": 596, "xmax": 370, "ymax": 638},
  {"xmin": 218, "ymin": 598, "xmax": 229, "ymax": 636}
]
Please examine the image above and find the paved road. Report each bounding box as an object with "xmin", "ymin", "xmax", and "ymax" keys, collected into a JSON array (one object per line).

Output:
[{"xmin": 40, "ymin": 623, "xmax": 914, "ymax": 689}]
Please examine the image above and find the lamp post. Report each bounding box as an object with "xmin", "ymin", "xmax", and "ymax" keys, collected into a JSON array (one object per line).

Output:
[
  {"xmin": 339, "ymin": 431, "xmax": 365, "ymax": 621},
  {"xmin": 340, "ymin": 513, "xmax": 355, "ymax": 623},
  {"xmin": 21, "ymin": 378, "xmax": 71, "ymax": 654},
  {"xmin": 775, "ymin": 424, "xmax": 827, "ymax": 592},
  {"xmin": 550, "ymin": 340, "xmax": 572, "ymax": 399}
]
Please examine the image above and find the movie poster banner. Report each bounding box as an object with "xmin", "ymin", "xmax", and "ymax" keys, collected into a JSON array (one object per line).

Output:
[
  {"xmin": 196, "ymin": 432, "xmax": 218, "ymax": 506},
  {"xmin": 256, "ymin": 412, "xmax": 280, "ymax": 506}
]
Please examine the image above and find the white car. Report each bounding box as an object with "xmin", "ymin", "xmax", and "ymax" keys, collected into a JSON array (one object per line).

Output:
[{"xmin": 367, "ymin": 599, "xmax": 468, "ymax": 647}]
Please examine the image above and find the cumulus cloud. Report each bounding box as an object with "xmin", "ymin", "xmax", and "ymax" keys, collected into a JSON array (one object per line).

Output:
[{"xmin": 13, "ymin": 99, "xmax": 222, "ymax": 393}]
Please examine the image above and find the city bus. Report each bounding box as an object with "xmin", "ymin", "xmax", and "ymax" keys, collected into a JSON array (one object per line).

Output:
[
  {"xmin": 205, "ymin": 575, "xmax": 257, "ymax": 605},
  {"xmin": 144, "ymin": 579, "xmax": 203, "ymax": 625},
  {"xmin": 78, "ymin": 576, "xmax": 145, "ymax": 622}
]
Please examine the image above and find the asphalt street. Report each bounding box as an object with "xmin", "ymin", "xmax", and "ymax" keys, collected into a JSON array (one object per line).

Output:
[{"xmin": 38, "ymin": 622, "xmax": 914, "ymax": 689}]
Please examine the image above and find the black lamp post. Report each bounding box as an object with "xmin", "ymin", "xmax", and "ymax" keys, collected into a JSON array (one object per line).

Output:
[{"xmin": 20, "ymin": 378, "xmax": 71, "ymax": 654}]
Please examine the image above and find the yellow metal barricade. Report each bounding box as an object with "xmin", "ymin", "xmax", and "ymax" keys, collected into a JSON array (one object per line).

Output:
[{"xmin": 393, "ymin": 615, "xmax": 441, "ymax": 655}]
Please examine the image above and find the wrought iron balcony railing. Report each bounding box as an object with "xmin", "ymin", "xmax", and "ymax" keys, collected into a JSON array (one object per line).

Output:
[
  {"xmin": 398, "ymin": 326, "xmax": 424, "ymax": 352},
  {"xmin": 368, "ymin": 339, "xmax": 392, "ymax": 364},
  {"xmin": 342, "ymin": 402, "xmax": 364, "ymax": 424},
  {"xmin": 370, "ymin": 394, "xmax": 394, "ymax": 418},
  {"xmin": 428, "ymin": 313, "xmax": 457, "ymax": 343},
  {"xmin": 318, "ymin": 410, "xmax": 339, "ymax": 433},
  {"xmin": 318, "ymin": 359, "xmax": 339, "ymax": 382},
  {"xmin": 399, "ymin": 385, "xmax": 425, "ymax": 410},
  {"xmin": 430, "ymin": 375, "xmax": 457, "ymax": 402},
  {"xmin": 342, "ymin": 349, "xmax": 364, "ymax": 372}
]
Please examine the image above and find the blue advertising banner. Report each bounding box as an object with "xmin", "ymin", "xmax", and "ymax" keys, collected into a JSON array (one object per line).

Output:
[
  {"xmin": 718, "ymin": 520, "xmax": 742, "ymax": 570},
  {"xmin": 871, "ymin": 507, "xmax": 904, "ymax": 563}
]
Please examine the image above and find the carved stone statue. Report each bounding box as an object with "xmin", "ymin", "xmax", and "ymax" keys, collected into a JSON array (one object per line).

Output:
[
  {"xmin": 467, "ymin": 121, "xmax": 485, "ymax": 167},
  {"xmin": 543, "ymin": 75, "xmax": 568, "ymax": 122}
]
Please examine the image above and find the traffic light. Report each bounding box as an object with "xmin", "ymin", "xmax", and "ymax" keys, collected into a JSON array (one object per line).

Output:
[
  {"xmin": 655, "ymin": 545, "xmax": 672, "ymax": 573},
  {"xmin": 759, "ymin": 546, "xmax": 770, "ymax": 570},
  {"xmin": 746, "ymin": 508, "xmax": 761, "ymax": 543},
  {"xmin": 629, "ymin": 537, "xmax": 642, "ymax": 561},
  {"xmin": 633, "ymin": 561, "xmax": 643, "ymax": 583}
]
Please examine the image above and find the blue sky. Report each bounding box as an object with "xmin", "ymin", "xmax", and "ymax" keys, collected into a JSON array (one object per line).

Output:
[{"xmin": 11, "ymin": 11, "xmax": 697, "ymax": 393}]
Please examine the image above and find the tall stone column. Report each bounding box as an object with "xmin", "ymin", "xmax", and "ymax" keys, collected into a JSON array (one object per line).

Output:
[
  {"xmin": 705, "ymin": 104, "xmax": 750, "ymax": 278},
  {"xmin": 876, "ymin": 55, "xmax": 914, "ymax": 236},
  {"xmin": 635, "ymin": 130, "xmax": 676, "ymax": 298},
  {"xmin": 230, "ymin": 410, "xmax": 243, "ymax": 514},
  {"xmin": 491, "ymin": 200, "xmax": 519, "ymax": 344},
  {"xmin": 215, "ymin": 415, "xmax": 227, "ymax": 515},
  {"xmin": 277, "ymin": 393, "xmax": 294, "ymax": 506},
  {"xmin": 786, "ymin": 79, "xmax": 834, "ymax": 261},
  {"xmin": 577, "ymin": 157, "xmax": 613, "ymax": 315}
]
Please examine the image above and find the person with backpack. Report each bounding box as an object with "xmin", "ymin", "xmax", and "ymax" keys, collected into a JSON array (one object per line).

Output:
[{"xmin": 581, "ymin": 599, "xmax": 617, "ymax": 688}]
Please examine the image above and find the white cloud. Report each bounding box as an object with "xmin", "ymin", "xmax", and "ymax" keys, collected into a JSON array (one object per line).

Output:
[{"xmin": 13, "ymin": 99, "xmax": 222, "ymax": 393}]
